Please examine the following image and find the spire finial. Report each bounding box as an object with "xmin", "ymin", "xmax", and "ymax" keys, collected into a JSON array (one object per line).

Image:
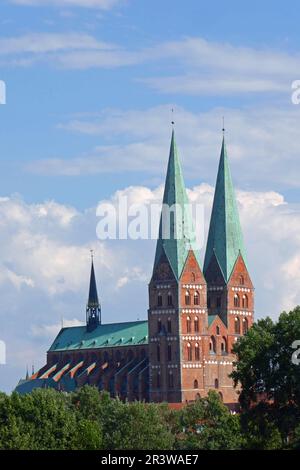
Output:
[
  {"xmin": 222, "ymin": 116, "xmax": 225, "ymax": 135},
  {"xmin": 171, "ymin": 108, "xmax": 174, "ymax": 128},
  {"xmin": 90, "ymin": 249, "xmax": 94, "ymax": 261}
]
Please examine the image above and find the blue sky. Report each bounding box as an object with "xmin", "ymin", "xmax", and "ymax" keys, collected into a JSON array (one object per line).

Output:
[{"xmin": 1, "ymin": 0, "xmax": 300, "ymax": 392}]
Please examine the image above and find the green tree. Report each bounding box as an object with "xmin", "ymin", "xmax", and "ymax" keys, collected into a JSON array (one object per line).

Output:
[
  {"xmin": 231, "ymin": 306, "xmax": 300, "ymax": 447},
  {"xmin": 176, "ymin": 391, "xmax": 243, "ymax": 450}
]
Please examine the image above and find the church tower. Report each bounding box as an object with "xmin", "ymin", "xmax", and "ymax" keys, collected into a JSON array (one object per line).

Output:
[
  {"xmin": 86, "ymin": 254, "xmax": 101, "ymax": 332},
  {"xmin": 203, "ymin": 136, "xmax": 254, "ymax": 353},
  {"xmin": 148, "ymin": 130, "xmax": 207, "ymax": 403}
]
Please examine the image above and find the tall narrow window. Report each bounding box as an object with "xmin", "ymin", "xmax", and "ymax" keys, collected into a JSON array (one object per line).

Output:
[
  {"xmin": 243, "ymin": 318, "xmax": 248, "ymax": 334},
  {"xmin": 194, "ymin": 291, "xmax": 199, "ymax": 305},
  {"xmin": 168, "ymin": 372, "xmax": 174, "ymax": 388},
  {"xmin": 194, "ymin": 379, "xmax": 199, "ymax": 389},
  {"xmin": 167, "ymin": 292, "xmax": 173, "ymax": 306},
  {"xmin": 185, "ymin": 291, "xmax": 191, "ymax": 305},
  {"xmin": 210, "ymin": 336, "xmax": 216, "ymax": 354},
  {"xmin": 242, "ymin": 295, "xmax": 248, "ymax": 308},
  {"xmin": 221, "ymin": 337, "xmax": 227, "ymax": 354},
  {"xmin": 157, "ymin": 373, "xmax": 160, "ymax": 388},
  {"xmin": 167, "ymin": 344, "xmax": 172, "ymax": 362},
  {"xmin": 191, "ymin": 272, "xmax": 196, "ymax": 282},
  {"xmin": 194, "ymin": 317, "xmax": 199, "ymax": 333},
  {"xmin": 187, "ymin": 343, "xmax": 192, "ymax": 361},
  {"xmin": 157, "ymin": 319, "xmax": 162, "ymax": 333},
  {"xmin": 214, "ymin": 378, "xmax": 219, "ymax": 389},
  {"xmin": 234, "ymin": 317, "xmax": 240, "ymax": 334},
  {"xmin": 216, "ymin": 325, "xmax": 220, "ymax": 335},
  {"xmin": 167, "ymin": 318, "xmax": 172, "ymax": 333},
  {"xmin": 207, "ymin": 297, "xmax": 211, "ymax": 308},
  {"xmin": 239, "ymin": 275, "xmax": 244, "ymax": 285},
  {"xmin": 186, "ymin": 316, "xmax": 191, "ymax": 333},
  {"xmin": 195, "ymin": 343, "xmax": 200, "ymax": 361},
  {"xmin": 234, "ymin": 294, "xmax": 240, "ymax": 307},
  {"xmin": 157, "ymin": 344, "xmax": 160, "ymax": 362},
  {"xmin": 157, "ymin": 293, "xmax": 163, "ymax": 307}
]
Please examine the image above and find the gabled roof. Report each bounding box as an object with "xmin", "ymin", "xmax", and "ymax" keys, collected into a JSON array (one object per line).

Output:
[
  {"xmin": 153, "ymin": 130, "xmax": 200, "ymax": 279},
  {"xmin": 48, "ymin": 320, "xmax": 148, "ymax": 352},
  {"xmin": 204, "ymin": 137, "xmax": 247, "ymax": 282}
]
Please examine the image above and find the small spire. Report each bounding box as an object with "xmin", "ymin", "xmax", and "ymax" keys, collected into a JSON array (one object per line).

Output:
[
  {"xmin": 86, "ymin": 252, "xmax": 101, "ymax": 331},
  {"xmin": 26, "ymin": 365, "xmax": 29, "ymax": 380},
  {"xmin": 32, "ymin": 363, "xmax": 34, "ymax": 375}
]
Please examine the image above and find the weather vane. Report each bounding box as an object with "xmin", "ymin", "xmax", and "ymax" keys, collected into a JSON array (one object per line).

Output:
[
  {"xmin": 171, "ymin": 108, "xmax": 175, "ymax": 127},
  {"xmin": 90, "ymin": 249, "xmax": 94, "ymax": 260}
]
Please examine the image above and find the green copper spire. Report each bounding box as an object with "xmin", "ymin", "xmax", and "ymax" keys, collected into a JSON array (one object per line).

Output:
[
  {"xmin": 204, "ymin": 136, "xmax": 247, "ymax": 282},
  {"xmin": 153, "ymin": 130, "xmax": 199, "ymax": 279}
]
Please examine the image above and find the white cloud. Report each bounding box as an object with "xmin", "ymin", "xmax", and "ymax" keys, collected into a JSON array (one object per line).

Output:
[
  {"xmin": 10, "ymin": 0, "xmax": 121, "ymax": 9},
  {"xmin": 0, "ymin": 33, "xmax": 298, "ymax": 96},
  {"xmin": 27, "ymin": 104, "xmax": 300, "ymax": 190}
]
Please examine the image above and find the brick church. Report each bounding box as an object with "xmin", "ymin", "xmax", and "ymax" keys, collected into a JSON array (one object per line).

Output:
[{"xmin": 16, "ymin": 130, "xmax": 254, "ymax": 407}]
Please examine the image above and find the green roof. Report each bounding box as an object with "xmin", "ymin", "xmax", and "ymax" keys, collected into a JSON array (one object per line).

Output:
[
  {"xmin": 153, "ymin": 130, "xmax": 200, "ymax": 279},
  {"xmin": 49, "ymin": 320, "xmax": 148, "ymax": 352},
  {"xmin": 204, "ymin": 137, "xmax": 247, "ymax": 282},
  {"xmin": 208, "ymin": 315, "xmax": 218, "ymax": 327}
]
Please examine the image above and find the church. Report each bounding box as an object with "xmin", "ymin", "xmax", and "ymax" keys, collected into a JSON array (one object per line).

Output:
[{"xmin": 16, "ymin": 130, "xmax": 254, "ymax": 407}]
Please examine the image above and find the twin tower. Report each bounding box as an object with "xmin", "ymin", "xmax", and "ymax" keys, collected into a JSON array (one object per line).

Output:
[{"xmin": 148, "ymin": 130, "xmax": 254, "ymax": 405}]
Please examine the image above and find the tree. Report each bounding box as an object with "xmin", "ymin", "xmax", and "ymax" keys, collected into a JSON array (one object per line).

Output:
[
  {"xmin": 175, "ymin": 391, "xmax": 243, "ymax": 450},
  {"xmin": 231, "ymin": 306, "xmax": 300, "ymax": 447}
]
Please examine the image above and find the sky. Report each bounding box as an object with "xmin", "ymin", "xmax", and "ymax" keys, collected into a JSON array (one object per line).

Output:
[{"xmin": 1, "ymin": 0, "xmax": 300, "ymax": 392}]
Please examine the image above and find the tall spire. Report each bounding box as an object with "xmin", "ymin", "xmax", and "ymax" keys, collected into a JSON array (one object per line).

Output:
[
  {"xmin": 153, "ymin": 130, "xmax": 198, "ymax": 279},
  {"xmin": 86, "ymin": 252, "xmax": 101, "ymax": 331},
  {"xmin": 204, "ymin": 136, "xmax": 247, "ymax": 282}
]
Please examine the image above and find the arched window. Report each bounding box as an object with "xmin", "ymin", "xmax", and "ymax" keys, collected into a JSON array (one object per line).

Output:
[
  {"xmin": 157, "ymin": 319, "xmax": 162, "ymax": 333},
  {"xmin": 167, "ymin": 344, "xmax": 172, "ymax": 362},
  {"xmin": 167, "ymin": 318, "xmax": 172, "ymax": 333},
  {"xmin": 187, "ymin": 343, "xmax": 192, "ymax": 361},
  {"xmin": 243, "ymin": 318, "xmax": 248, "ymax": 334},
  {"xmin": 216, "ymin": 325, "xmax": 220, "ymax": 335},
  {"xmin": 194, "ymin": 379, "xmax": 199, "ymax": 389},
  {"xmin": 167, "ymin": 292, "xmax": 173, "ymax": 306},
  {"xmin": 194, "ymin": 291, "xmax": 199, "ymax": 305},
  {"xmin": 209, "ymin": 336, "xmax": 216, "ymax": 354},
  {"xmin": 242, "ymin": 295, "xmax": 248, "ymax": 308},
  {"xmin": 239, "ymin": 275, "xmax": 244, "ymax": 285},
  {"xmin": 168, "ymin": 371, "xmax": 174, "ymax": 388},
  {"xmin": 219, "ymin": 391, "xmax": 223, "ymax": 401},
  {"xmin": 195, "ymin": 343, "xmax": 200, "ymax": 361},
  {"xmin": 207, "ymin": 297, "xmax": 211, "ymax": 308},
  {"xmin": 214, "ymin": 378, "xmax": 219, "ymax": 389},
  {"xmin": 186, "ymin": 316, "xmax": 191, "ymax": 333},
  {"xmin": 157, "ymin": 344, "xmax": 160, "ymax": 362},
  {"xmin": 191, "ymin": 272, "xmax": 196, "ymax": 282},
  {"xmin": 194, "ymin": 317, "xmax": 199, "ymax": 333},
  {"xmin": 157, "ymin": 292, "xmax": 162, "ymax": 307},
  {"xmin": 221, "ymin": 337, "xmax": 227, "ymax": 354},
  {"xmin": 185, "ymin": 291, "xmax": 191, "ymax": 305},
  {"xmin": 234, "ymin": 317, "xmax": 240, "ymax": 334},
  {"xmin": 234, "ymin": 294, "xmax": 240, "ymax": 307}
]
